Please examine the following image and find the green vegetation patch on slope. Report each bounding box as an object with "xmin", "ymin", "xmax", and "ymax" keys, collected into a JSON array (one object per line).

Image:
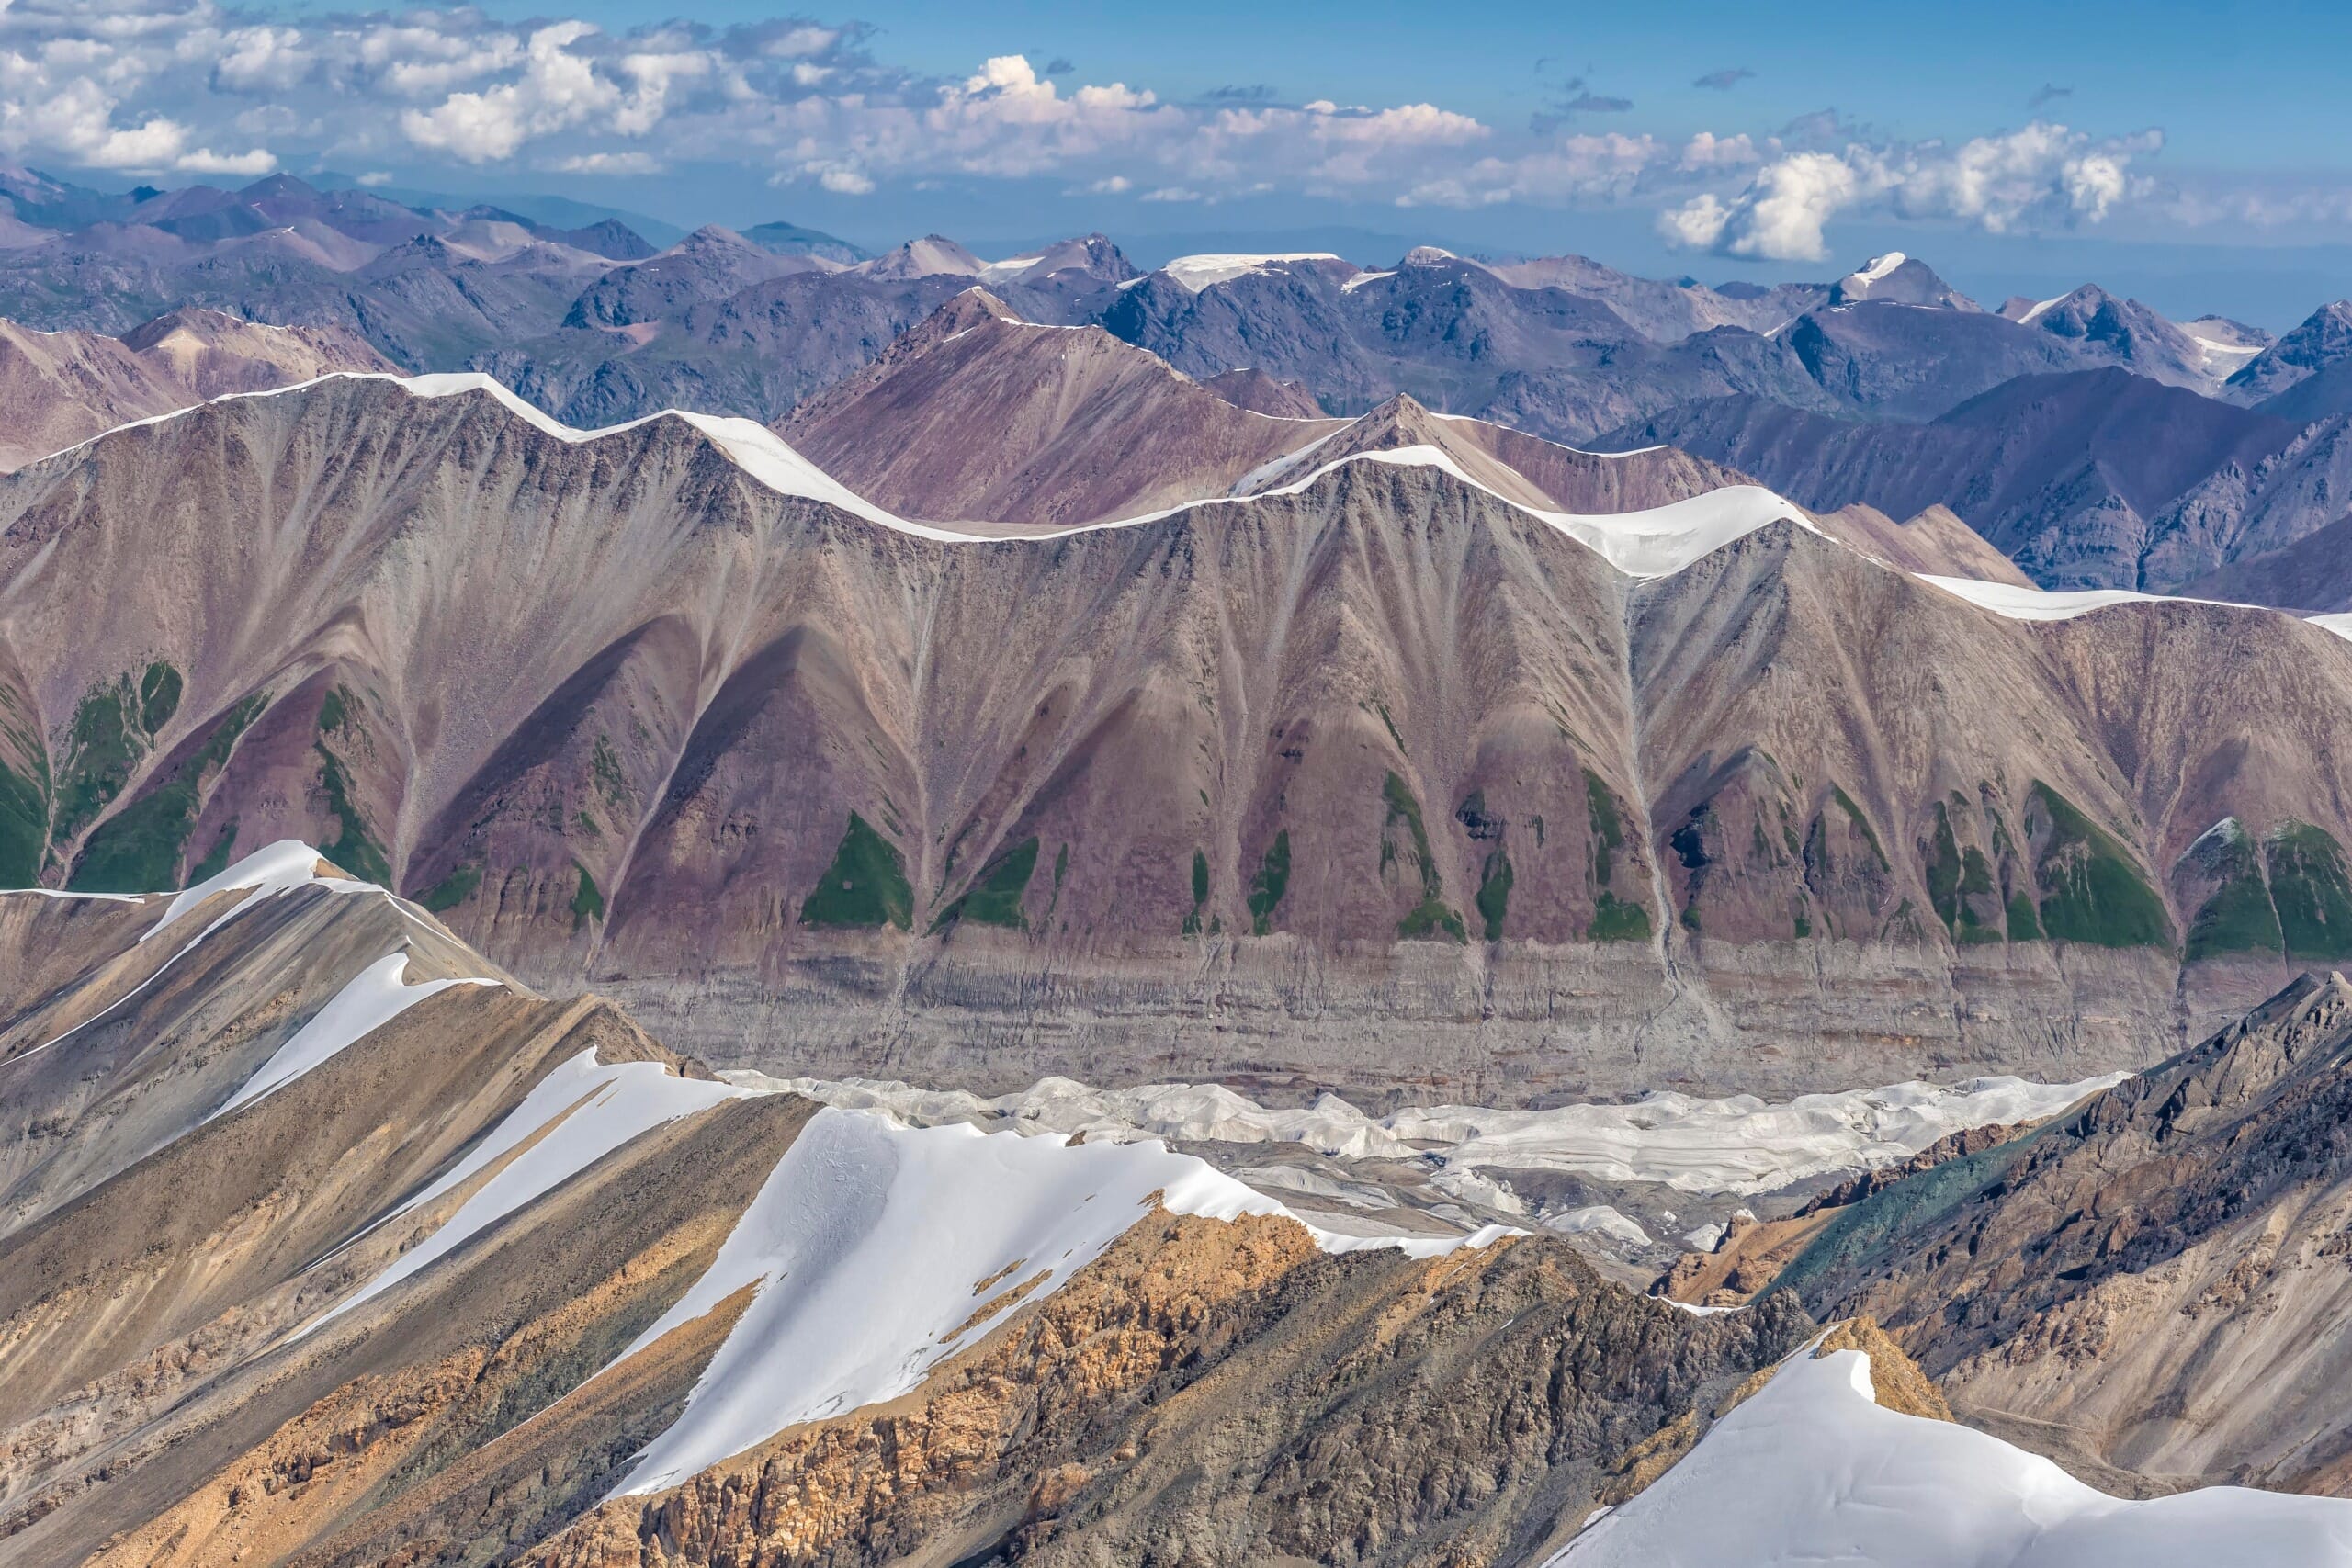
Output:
[
  {"xmin": 1584, "ymin": 769, "xmax": 1625, "ymax": 886},
  {"xmin": 0, "ymin": 753, "xmax": 44, "ymax": 887},
  {"xmin": 570, "ymin": 860, "xmax": 605, "ymax": 930},
  {"xmin": 1589, "ymin": 890, "xmax": 1652, "ymax": 942},
  {"xmin": 420, "ymin": 862, "xmax": 483, "ymax": 913},
  {"xmin": 1248, "ymin": 829, "xmax": 1291, "ymax": 936},
  {"xmin": 313, "ymin": 743, "xmax": 392, "ymax": 886},
  {"xmin": 2182, "ymin": 819, "xmax": 2283, "ymax": 962},
  {"xmin": 1829, "ymin": 785, "xmax": 1891, "ymax": 871},
  {"xmin": 933, "ymin": 836, "xmax": 1039, "ymax": 932},
  {"xmin": 51, "ymin": 682, "xmax": 140, "ymax": 849},
  {"xmin": 70, "ymin": 694, "xmax": 265, "ymax": 893},
  {"xmin": 138, "ymin": 661, "xmax": 183, "ymax": 735},
  {"xmin": 1476, "ymin": 849, "xmax": 1512, "ymax": 942},
  {"xmin": 1383, "ymin": 771, "xmax": 1464, "ymax": 942},
  {"xmin": 800, "ymin": 811, "xmax": 914, "ymax": 931},
  {"xmin": 2006, "ymin": 890, "xmax": 2043, "ymax": 942},
  {"xmin": 1924, "ymin": 805, "xmax": 1963, "ymax": 930},
  {"xmin": 1183, "ymin": 848, "xmax": 1210, "ymax": 935},
  {"xmin": 2026, "ymin": 782, "xmax": 2172, "ymax": 949},
  {"xmin": 2266, "ymin": 820, "xmax": 2352, "ymax": 962}
]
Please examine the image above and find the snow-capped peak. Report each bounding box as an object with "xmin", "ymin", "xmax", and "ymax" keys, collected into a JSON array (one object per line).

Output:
[{"xmin": 1849, "ymin": 251, "xmax": 1907, "ymax": 285}]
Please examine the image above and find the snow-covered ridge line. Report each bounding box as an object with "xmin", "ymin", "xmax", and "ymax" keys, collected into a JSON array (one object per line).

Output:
[
  {"xmin": 33, "ymin": 371, "xmax": 2336, "ymax": 627},
  {"xmin": 20, "ymin": 368, "xmax": 1826, "ymax": 572},
  {"xmin": 1919, "ymin": 573, "xmax": 2300, "ymax": 630}
]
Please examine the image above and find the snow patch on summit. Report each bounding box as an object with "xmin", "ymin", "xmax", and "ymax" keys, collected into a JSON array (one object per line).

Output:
[{"xmin": 1154, "ymin": 253, "xmax": 1343, "ymax": 292}]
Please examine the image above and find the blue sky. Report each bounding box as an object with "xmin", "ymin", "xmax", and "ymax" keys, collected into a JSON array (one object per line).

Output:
[{"xmin": 10, "ymin": 0, "xmax": 2351, "ymax": 322}]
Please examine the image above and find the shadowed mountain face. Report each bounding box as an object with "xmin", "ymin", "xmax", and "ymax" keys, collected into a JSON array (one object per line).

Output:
[
  {"xmin": 0, "ymin": 852, "xmax": 1816, "ymax": 1566},
  {"xmin": 1781, "ymin": 971, "xmax": 2352, "ymax": 1493},
  {"xmin": 7, "ymin": 377, "xmax": 2352, "ymax": 1104}
]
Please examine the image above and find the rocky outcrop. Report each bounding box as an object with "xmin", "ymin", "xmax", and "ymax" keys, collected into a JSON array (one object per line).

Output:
[
  {"xmin": 524, "ymin": 1224, "xmax": 1812, "ymax": 1568},
  {"xmin": 1780, "ymin": 972, "xmax": 2352, "ymax": 1490}
]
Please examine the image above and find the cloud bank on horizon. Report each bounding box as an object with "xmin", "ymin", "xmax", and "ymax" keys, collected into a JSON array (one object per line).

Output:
[{"xmin": 0, "ymin": 0, "xmax": 2332, "ymax": 262}]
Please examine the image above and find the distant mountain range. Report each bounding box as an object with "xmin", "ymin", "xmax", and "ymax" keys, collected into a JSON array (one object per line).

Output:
[{"xmin": 5, "ymin": 170, "xmax": 2349, "ymax": 604}]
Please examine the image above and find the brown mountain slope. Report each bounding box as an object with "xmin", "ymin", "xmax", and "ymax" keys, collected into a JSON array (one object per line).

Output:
[
  {"xmin": 1813, "ymin": 502, "xmax": 2035, "ymax": 586},
  {"xmin": 0, "ymin": 857, "xmax": 1815, "ymax": 1566},
  {"xmin": 6, "ymin": 377, "xmax": 2352, "ymax": 1100},
  {"xmin": 1779, "ymin": 971, "xmax": 2352, "ymax": 1493},
  {"xmin": 0, "ymin": 309, "xmax": 393, "ymax": 470},
  {"xmin": 780, "ymin": 295, "xmax": 2021, "ymax": 591},
  {"xmin": 1233, "ymin": 391, "xmax": 1749, "ymax": 516},
  {"xmin": 777, "ymin": 288, "xmax": 1340, "ymax": 524}
]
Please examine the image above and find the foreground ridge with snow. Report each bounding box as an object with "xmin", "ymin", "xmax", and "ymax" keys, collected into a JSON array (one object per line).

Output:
[
  {"xmin": 0, "ymin": 842, "xmax": 1793, "ymax": 1563},
  {"xmin": 1558, "ymin": 1342, "xmax": 2352, "ymax": 1566}
]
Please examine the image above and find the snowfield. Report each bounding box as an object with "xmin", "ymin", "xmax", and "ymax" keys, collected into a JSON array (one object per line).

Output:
[
  {"xmin": 606, "ymin": 1106, "xmax": 1512, "ymax": 1496},
  {"xmin": 1554, "ymin": 1344, "xmax": 2352, "ymax": 1566}
]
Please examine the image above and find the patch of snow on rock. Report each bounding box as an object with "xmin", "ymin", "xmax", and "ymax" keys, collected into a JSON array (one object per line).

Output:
[
  {"xmin": 1158, "ymin": 253, "xmax": 1341, "ymax": 292},
  {"xmin": 1552, "ymin": 1345, "xmax": 2352, "ymax": 1565},
  {"xmin": 306, "ymin": 1049, "xmax": 742, "ymax": 1331},
  {"xmin": 209, "ymin": 951, "xmax": 490, "ymax": 1120}
]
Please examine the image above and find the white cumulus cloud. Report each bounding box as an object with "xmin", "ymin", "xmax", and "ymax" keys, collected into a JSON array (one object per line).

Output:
[{"xmin": 1661, "ymin": 121, "xmax": 2163, "ymax": 260}]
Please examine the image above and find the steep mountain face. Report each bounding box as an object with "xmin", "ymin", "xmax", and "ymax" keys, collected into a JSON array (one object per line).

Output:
[
  {"xmin": 778, "ymin": 292, "xmax": 1791, "ymax": 530},
  {"xmin": 2229, "ymin": 300, "xmax": 2352, "ymax": 407},
  {"xmin": 1200, "ymin": 365, "xmax": 1326, "ymax": 416},
  {"xmin": 2180, "ymin": 502, "xmax": 2352, "ymax": 612},
  {"xmin": 741, "ymin": 218, "xmax": 869, "ymax": 264},
  {"xmin": 561, "ymin": 225, "xmax": 827, "ymax": 329},
  {"xmin": 1780, "ymin": 301, "xmax": 2102, "ymax": 422},
  {"xmin": 477, "ymin": 245, "xmax": 1139, "ymax": 429},
  {"xmin": 1780, "ymin": 972, "xmax": 2352, "ymax": 1492},
  {"xmin": 0, "ymin": 852, "xmax": 1817, "ymax": 1566},
  {"xmin": 1999, "ymin": 284, "xmax": 2216, "ymax": 390},
  {"xmin": 0, "ymin": 308, "xmax": 393, "ymax": 469},
  {"xmin": 1612, "ymin": 372, "xmax": 2316, "ymax": 591},
  {"xmin": 8, "ymin": 377, "xmax": 2352, "ymax": 1104},
  {"xmin": 0, "ymin": 177, "xmax": 630, "ymax": 360}
]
